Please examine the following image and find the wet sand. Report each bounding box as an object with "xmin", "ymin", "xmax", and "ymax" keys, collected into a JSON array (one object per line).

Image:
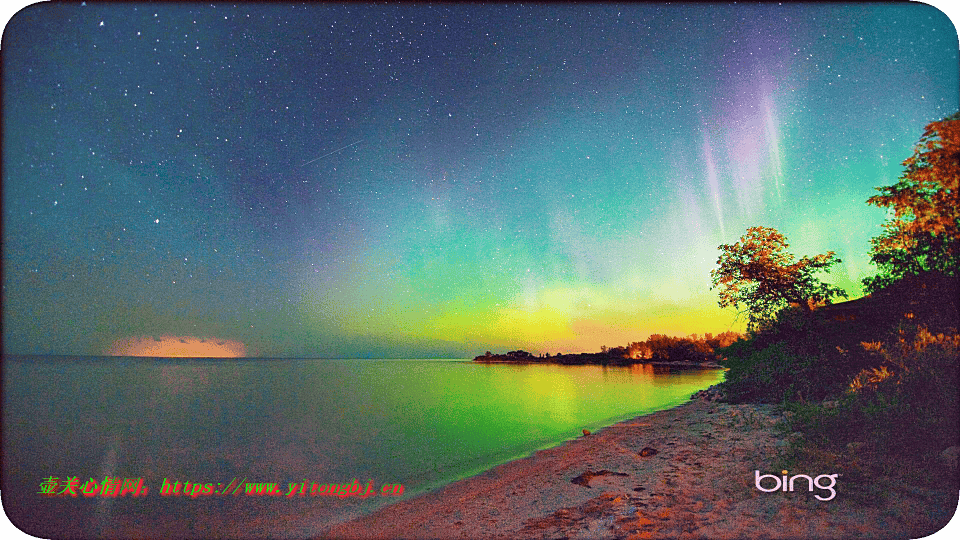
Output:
[{"xmin": 320, "ymin": 397, "xmax": 955, "ymax": 539}]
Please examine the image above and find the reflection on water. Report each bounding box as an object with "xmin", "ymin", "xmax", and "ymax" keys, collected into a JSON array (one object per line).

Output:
[{"xmin": 3, "ymin": 356, "xmax": 723, "ymax": 538}]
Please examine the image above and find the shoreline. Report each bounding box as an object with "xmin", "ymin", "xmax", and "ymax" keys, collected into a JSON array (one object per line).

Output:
[
  {"xmin": 472, "ymin": 358, "xmax": 725, "ymax": 369},
  {"xmin": 320, "ymin": 397, "xmax": 953, "ymax": 539}
]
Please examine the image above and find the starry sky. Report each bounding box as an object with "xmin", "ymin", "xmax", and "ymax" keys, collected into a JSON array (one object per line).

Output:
[{"xmin": 2, "ymin": 3, "xmax": 958, "ymax": 358}]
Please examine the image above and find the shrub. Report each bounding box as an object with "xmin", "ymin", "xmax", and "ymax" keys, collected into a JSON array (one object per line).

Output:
[
  {"xmin": 783, "ymin": 326, "xmax": 959, "ymax": 488},
  {"xmin": 717, "ymin": 306, "xmax": 869, "ymax": 403}
]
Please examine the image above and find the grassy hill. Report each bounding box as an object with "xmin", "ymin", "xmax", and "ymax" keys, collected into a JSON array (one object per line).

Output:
[{"xmin": 716, "ymin": 270, "xmax": 959, "ymax": 494}]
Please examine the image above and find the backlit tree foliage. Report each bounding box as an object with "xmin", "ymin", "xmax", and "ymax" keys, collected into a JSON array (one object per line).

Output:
[
  {"xmin": 711, "ymin": 226, "xmax": 847, "ymax": 330},
  {"xmin": 864, "ymin": 112, "xmax": 960, "ymax": 293}
]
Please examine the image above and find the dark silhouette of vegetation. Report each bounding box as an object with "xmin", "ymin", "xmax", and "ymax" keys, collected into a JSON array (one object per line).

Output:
[
  {"xmin": 473, "ymin": 331, "xmax": 742, "ymax": 366},
  {"xmin": 780, "ymin": 325, "xmax": 959, "ymax": 493},
  {"xmin": 717, "ymin": 272, "xmax": 958, "ymax": 493},
  {"xmin": 718, "ymin": 305, "xmax": 885, "ymax": 404},
  {"xmin": 864, "ymin": 112, "xmax": 960, "ymax": 293},
  {"xmin": 710, "ymin": 226, "xmax": 847, "ymax": 331},
  {"xmin": 713, "ymin": 113, "xmax": 960, "ymax": 495}
]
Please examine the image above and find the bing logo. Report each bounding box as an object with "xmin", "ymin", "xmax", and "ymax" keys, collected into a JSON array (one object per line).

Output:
[{"xmin": 754, "ymin": 470, "xmax": 838, "ymax": 501}]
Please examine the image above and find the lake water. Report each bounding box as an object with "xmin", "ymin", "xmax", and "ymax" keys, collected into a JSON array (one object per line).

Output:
[{"xmin": 2, "ymin": 356, "xmax": 724, "ymax": 538}]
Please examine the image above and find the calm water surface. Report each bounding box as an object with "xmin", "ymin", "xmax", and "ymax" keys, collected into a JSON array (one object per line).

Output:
[{"xmin": 2, "ymin": 356, "xmax": 724, "ymax": 538}]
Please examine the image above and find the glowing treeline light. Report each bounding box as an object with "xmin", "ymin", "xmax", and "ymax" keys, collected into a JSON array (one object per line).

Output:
[{"xmin": 108, "ymin": 336, "xmax": 247, "ymax": 358}]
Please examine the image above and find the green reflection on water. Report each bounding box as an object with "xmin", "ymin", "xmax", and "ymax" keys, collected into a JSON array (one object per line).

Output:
[
  {"xmin": 324, "ymin": 361, "xmax": 725, "ymax": 493},
  {"xmin": 3, "ymin": 357, "xmax": 724, "ymax": 536}
]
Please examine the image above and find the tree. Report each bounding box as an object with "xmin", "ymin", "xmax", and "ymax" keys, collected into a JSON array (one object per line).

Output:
[
  {"xmin": 627, "ymin": 341, "xmax": 651, "ymax": 359},
  {"xmin": 710, "ymin": 226, "xmax": 847, "ymax": 330},
  {"xmin": 863, "ymin": 112, "xmax": 960, "ymax": 293}
]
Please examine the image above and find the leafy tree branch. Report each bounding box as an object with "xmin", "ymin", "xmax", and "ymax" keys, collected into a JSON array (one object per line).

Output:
[{"xmin": 711, "ymin": 226, "xmax": 847, "ymax": 330}]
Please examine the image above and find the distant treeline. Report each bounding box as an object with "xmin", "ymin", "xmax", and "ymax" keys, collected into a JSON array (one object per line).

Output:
[{"xmin": 474, "ymin": 331, "xmax": 742, "ymax": 366}]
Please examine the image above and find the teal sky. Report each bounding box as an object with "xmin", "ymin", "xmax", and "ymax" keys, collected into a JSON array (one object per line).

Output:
[{"xmin": 2, "ymin": 3, "xmax": 958, "ymax": 357}]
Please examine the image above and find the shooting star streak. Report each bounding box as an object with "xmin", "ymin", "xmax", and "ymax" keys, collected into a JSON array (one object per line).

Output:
[{"xmin": 302, "ymin": 140, "xmax": 362, "ymax": 166}]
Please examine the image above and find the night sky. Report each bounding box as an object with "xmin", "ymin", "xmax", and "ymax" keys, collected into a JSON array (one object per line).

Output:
[{"xmin": 3, "ymin": 3, "xmax": 958, "ymax": 358}]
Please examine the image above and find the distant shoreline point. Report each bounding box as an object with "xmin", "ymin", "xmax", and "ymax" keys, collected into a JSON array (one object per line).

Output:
[{"xmin": 472, "ymin": 351, "xmax": 723, "ymax": 369}]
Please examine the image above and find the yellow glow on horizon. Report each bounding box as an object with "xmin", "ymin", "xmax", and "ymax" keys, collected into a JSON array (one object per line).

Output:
[
  {"xmin": 431, "ymin": 286, "xmax": 586, "ymax": 346},
  {"xmin": 506, "ymin": 290, "xmax": 743, "ymax": 353},
  {"xmin": 108, "ymin": 335, "xmax": 247, "ymax": 358},
  {"xmin": 430, "ymin": 279, "xmax": 744, "ymax": 354},
  {"xmin": 480, "ymin": 283, "xmax": 617, "ymax": 345}
]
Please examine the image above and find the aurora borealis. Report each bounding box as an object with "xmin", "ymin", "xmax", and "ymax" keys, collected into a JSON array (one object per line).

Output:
[{"xmin": 3, "ymin": 3, "xmax": 958, "ymax": 358}]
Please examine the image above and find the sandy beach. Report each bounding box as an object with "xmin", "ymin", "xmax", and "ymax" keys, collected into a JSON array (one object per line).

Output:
[{"xmin": 321, "ymin": 396, "xmax": 955, "ymax": 539}]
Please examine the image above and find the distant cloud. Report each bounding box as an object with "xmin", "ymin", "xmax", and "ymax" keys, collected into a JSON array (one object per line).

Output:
[{"xmin": 108, "ymin": 335, "xmax": 247, "ymax": 358}]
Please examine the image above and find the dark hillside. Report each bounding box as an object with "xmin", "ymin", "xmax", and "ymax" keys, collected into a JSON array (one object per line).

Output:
[{"xmin": 818, "ymin": 270, "xmax": 958, "ymax": 337}]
